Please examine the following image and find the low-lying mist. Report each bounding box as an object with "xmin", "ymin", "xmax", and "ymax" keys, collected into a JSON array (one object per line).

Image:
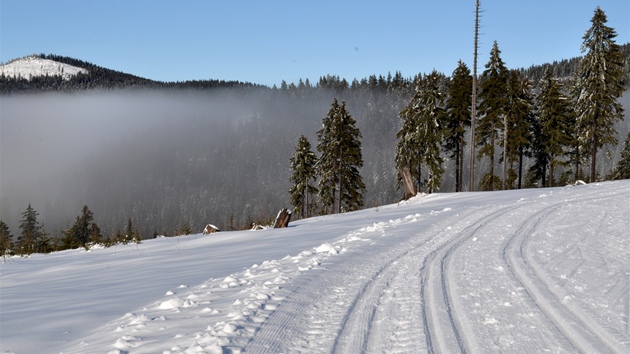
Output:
[
  {"xmin": 0, "ymin": 88, "xmax": 401, "ymax": 238},
  {"xmin": 3, "ymin": 87, "xmax": 627, "ymax": 240}
]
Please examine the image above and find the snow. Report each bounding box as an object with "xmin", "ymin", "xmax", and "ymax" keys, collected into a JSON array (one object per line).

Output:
[
  {"xmin": 1, "ymin": 181, "xmax": 628, "ymax": 353},
  {"xmin": 0, "ymin": 56, "xmax": 87, "ymax": 80}
]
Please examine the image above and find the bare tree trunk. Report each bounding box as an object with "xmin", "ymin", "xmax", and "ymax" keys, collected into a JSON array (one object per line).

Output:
[
  {"xmin": 400, "ymin": 167, "xmax": 417, "ymax": 200},
  {"xmin": 518, "ymin": 147, "xmax": 524, "ymax": 189},
  {"xmin": 590, "ymin": 120, "xmax": 598, "ymax": 182},
  {"xmin": 335, "ymin": 178, "xmax": 341, "ymax": 214},
  {"xmin": 488, "ymin": 121, "xmax": 495, "ymax": 191},
  {"xmin": 470, "ymin": 0, "xmax": 480, "ymax": 192},
  {"xmin": 455, "ymin": 142, "xmax": 461, "ymax": 192},
  {"xmin": 502, "ymin": 114, "xmax": 508, "ymax": 190},
  {"xmin": 303, "ymin": 180, "xmax": 308, "ymax": 218}
]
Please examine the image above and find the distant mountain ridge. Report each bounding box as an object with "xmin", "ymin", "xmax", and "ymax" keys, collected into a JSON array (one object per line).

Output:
[
  {"xmin": 0, "ymin": 54, "xmax": 261, "ymax": 93},
  {"xmin": 1, "ymin": 46, "xmax": 629, "ymax": 93}
]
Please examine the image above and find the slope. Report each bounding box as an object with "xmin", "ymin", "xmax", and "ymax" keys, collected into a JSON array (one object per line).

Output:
[{"xmin": 0, "ymin": 181, "xmax": 628, "ymax": 354}]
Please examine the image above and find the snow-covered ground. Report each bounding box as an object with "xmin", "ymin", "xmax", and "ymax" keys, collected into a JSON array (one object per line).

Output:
[
  {"xmin": 1, "ymin": 181, "xmax": 628, "ymax": 354},
  {"xmin": 0, "ymin": 56, "xmax": 87, "ymax": 80}
]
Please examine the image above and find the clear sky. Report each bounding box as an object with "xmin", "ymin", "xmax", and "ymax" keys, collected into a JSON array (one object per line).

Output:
[{"xmin": 1, "ymin": 1, "xmax": 628, "ymax": 87}]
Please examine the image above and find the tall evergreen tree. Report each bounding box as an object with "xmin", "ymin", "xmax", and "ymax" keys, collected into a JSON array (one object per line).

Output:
[
  {"xmin": 395, "ymin": 76, "xmax": 424, "ymax": 193},
  {"xmin": 445, "ymin": 61, "xmax": 472, "ymax": 192},
  {"xmin": 289, "ymin": 135, "xmax": 318, "ymax": 218},
  {"xmin": 477, "ymin": 41, "xmax": 509, "ymax": 190},
  {"xmin": 0, "ymin": 221, "xmax": 13, "ymax": 258},
  {"xmin": 613, "ymin": 132, "xmax": 630, "ymax": 180},
  {"xmin": 396, "ymin": 71, "xmax": 446, "ymax": 193},
  {"xmin": 505, "ymin": 70, "xmax": 534, "ymax": 189},
  {"xmin": 316, "ymin": 99, "xmax": 365, "ymax": 214},
  {"xmin": 536, "ymin": 67, "xmax": 575, "ymax": 187},
  {"xmin": 18, "ymin": 203, "xmax": 42, "ymax": 254},
  {"xmin": 574, "ymin": 7, "xmax": 625, "ymax": 182}
]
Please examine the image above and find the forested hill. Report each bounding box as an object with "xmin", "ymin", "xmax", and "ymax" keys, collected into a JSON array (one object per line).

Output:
[
  {"xmin": 518, "ymin": 43, "xmax": 630, "ymax": 85},
  {"xmin": 2, "ymin": 44, "xmax": 629, "ymax": 93},
  {"xmin": 0, "ymin": 54, "xmax": 261, "ymax": 93},
  {"xmin": 1, "ymin": 45, "xmax": 628, "ymax": 241}
]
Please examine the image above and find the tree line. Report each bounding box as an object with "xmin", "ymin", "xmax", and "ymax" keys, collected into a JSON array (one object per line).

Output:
[
  {"xmin": 0, "ymin": 204, "xmax": 144, "ymax": 259},
  {"xmin": 1, "ymin": 7, "xmax": 628, "ymax": 257},
  {"xmin": 287, "ymin": 7, "xmax": 629, "ymax": 217}
]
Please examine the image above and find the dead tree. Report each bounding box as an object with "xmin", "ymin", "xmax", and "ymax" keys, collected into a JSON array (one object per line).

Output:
[{"xmin": 470, "ymin": 0, "xmax": 481, "ymax": 191}]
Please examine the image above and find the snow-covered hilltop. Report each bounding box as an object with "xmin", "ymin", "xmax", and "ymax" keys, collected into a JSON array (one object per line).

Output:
[{"xmin": 0, "ymin": 55, "xmax": 87, "ymax": 80}]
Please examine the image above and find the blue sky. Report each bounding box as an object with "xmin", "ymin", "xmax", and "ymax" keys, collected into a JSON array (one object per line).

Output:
[{"xmin": 1, "ymin": 1, "xmax": 628, "ymax": 87}]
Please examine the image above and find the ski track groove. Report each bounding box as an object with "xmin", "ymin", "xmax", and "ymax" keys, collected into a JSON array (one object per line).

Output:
[
  {"xmin": 246, "ymin": 184, "xmax": 628, "ymax": 353},
  {"xmin": 421, "ymin": 205, "xmax": 521, "ymax": 354},
  {"xmin": 247, "ymin": 203, "xmax": 522, "ymax": 353},
  {"xmin": 503, "ymin": 192, "xmax": 630, "ymax": 354},
  {"xmin": 248, "ymin": 227, "xmax": 436, "ymax": 353}
]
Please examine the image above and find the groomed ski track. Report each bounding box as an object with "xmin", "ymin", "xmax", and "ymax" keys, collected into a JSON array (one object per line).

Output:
[
  {"xmin": 29, "ymin": 181, "xmax": 627, "ymax": 354},
  {"xmin": 245, "ymin": 183, "xmax": 629, "ymax": 353}
]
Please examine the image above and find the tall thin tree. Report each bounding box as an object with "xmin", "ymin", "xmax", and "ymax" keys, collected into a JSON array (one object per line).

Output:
[
  {"xmin": 574, "ymin": 7, "xmax": 625, "ymax": 182},
  {"xmin": 289, "ymin": 135, "xmax": 318, "ymax": 218},
  {"xmin": 470, "ymin": 0, "xmax": 481, "ymax": 191},
  {"xmin": 445, "ymin": 61, "xmax": 472, "ymax": 192},
  {"xmin": 536, "ymin": 67, "xmax": 575, "ymax": 187},
  {"xmin": 477, "ymin": 41, "xmax": 508, "ymax": 191},
  {"xmin": 505, "ymin": 70, "xmax": 534, "ymax": 189}
]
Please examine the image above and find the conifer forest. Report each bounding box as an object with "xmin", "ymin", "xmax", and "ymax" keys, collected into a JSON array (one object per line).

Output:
[{"xmin": 1, "ymin": 9, "xmax": 629, "ymax": 256}]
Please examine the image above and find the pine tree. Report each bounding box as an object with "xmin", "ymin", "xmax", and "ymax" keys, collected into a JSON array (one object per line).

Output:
[
  {"xmin": 18, "ymin": 203, "xmax": 42, "ymax": 254},
  {"xmin": 614, "ymin": 132, "xmax": 630, "ymax": 179},
  {"xmin": 289, "ymin": 135, "xmax": 318, "ymax": 218},
  {"xmin": 505, "ymin": 70, "xmax": 534, "ymax": 189},
  {"xmin": 477, "ymin": 41, "xmax": 509, "ymax": 191},
  {"xmin": 69, "ymin": 205, "xmax": 96, "ymax": 249},
  {"xmin": 396, "ymin": 71, "xmax": 446, "ymax": 193},
  {"xmin": 445, "ymin": 61, "xmax": 472, "ymax": 192},
  {"xmin": 0, "ymin": 221, "xmax": 13, "ymax": 258},
  {"xmin": 316, "ymin": 99, "xmax": 365, "ymax": 214},
  {"xmin": 395, "ymin": 76, "xmax": 424, "ymax": 192},
  {"xmin": 574, "ymin": 7, "xmax": 625, "ymax": 182},
  {"xmin": 536, "ymin": 67, "xmax": 575, "ymax": 187}
]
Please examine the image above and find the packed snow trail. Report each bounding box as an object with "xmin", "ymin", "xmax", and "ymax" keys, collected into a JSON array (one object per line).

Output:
[
  {"xmin": 246, "ymin": 183, "xmax": 629, "ymax": 353},
  {"xmin": 1, "ymin": 181, "xmax": 628, "ymax": 354}
]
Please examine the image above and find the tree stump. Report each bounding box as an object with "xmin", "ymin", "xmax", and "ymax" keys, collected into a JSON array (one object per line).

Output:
[{"xmin": 273, "ymin": 208, "xmax": 292, "ymax": 228}]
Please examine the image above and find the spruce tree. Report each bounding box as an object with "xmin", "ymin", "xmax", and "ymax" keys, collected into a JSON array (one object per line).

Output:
[
  {"xmin": 574, "ymin": 7, "xmax": 625, "ymax": 182},
  {"xmin": 396, "ymin": 71, "xmax": 446, "ymax": 193},
  {"xmin": 18, "ymin": 203, "xmax": 42, "ymax": 254},
  {"xmin": 536, "ymin": 67, "xmax": 575, "ymax": 187},
  {"xmin": 396, "ymin": 76, "xmax": 424, "ymax": 192},
  {"xmin": 69, "ymin": 205, "xmax": 96, "ymax": 249},
  {"xmin": 0, "ymin": 221, "xmax": 13, "ymax": 258},
  {"xmin": 614, "ymin": 132, "xmax": 630, "ymax": 179},
  {"xmin": 445, "ymin": 61, "xmax": 472, "ymax": 192},
  {"xmin": 316, "ymin": 99, "xmax": 365, "ymax": 214},
  {"xmin": 505, "ymin": 70, "xmax": 534, "ymax": 189},
  {"xmin": 477, "ymin": 41, "xmax": 509, "ymax": 191},
  {"xmin": 289, "ymin": 135, "xmax": 318, "ymax": 218}
]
